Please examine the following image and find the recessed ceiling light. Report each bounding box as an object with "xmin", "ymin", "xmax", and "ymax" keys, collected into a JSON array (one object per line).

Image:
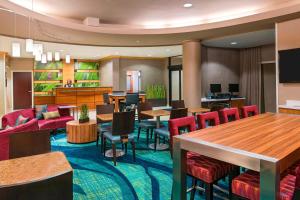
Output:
[
  {"xmin": 166, "ymin": 49, "xmax": 170, "ymax": 52},
  {"xmin": 136, "ymin": 40, "xmax": 140, "ymax": 43},
  {"xmin": 231, "ymin": 42, "xmax": 238, "ymax": 45},
  {"xmin": 183, "ymin": 3, "xmax": 193, "ymax": 8}
]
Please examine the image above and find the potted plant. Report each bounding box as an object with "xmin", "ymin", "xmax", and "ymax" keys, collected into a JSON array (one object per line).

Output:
[
  {"xmin": 79, "ymin": 104, "xmax": 90, "ymax": 123},
  {"xmin": 145, "ymin": 84, "xmax": 167, "ymax": 107}
]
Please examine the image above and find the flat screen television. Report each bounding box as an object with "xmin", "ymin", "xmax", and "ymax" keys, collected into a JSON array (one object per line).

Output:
[
  {"xmin": 279, "ymin": 48, "xmax": 300, "ymax": 83},
  {"xmin": 229, "ymin": 84, "xmax": 239, "ymax": 93},
  {"xmin": 210, "ymin": 84, "xmax": 221, "ymax": 93}
]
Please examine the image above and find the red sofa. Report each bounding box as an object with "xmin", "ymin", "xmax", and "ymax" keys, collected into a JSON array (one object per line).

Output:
[{"xmin": 1, "ymin": 105, "xmax": 74, "ymax": 131}]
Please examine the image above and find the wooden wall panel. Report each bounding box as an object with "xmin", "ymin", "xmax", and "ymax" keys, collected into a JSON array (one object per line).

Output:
[
  {"xmin": 34, "ymin": 96, "xmax": 55, "ymax": 105},
  {"xmin": 63, "ymin": 59, "xmax": 75, "ymax": 85}
]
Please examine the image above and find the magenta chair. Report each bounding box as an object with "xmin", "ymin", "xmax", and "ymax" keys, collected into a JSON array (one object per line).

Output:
[
  {"xmin": 241, "ymin": 105, "xmax": 258, "ymax": 118},
  {"xmin": 219, "ymin": 107, "xmax": 240, "ymax": 123},
  {"xmin": 169, "ymin": 116, "xmax": 237, "ymax": 200},
  {"xmin": 197, "ymin": 111, "xmax": 220, "ymax": 129}
]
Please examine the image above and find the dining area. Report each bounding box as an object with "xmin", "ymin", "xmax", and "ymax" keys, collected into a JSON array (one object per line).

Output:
[{"xmin": 95, "ymin": 92, "xmax": 300, "ymax": 200}]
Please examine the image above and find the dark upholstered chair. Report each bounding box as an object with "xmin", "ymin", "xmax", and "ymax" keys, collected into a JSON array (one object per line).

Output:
[
  {"xmin": 171, "ymin": 100, "xmax": 185, "ymax": 109},
  {"xmin": 103, "ymin": 93, "xmax": 111, "ymax": 104},
  {"xmin": 137, "ymin": 102, "xmax": 157, "ymax": 145},
  {"xmin": 219, "ymin": 107, "xmax": 240, "ymax": 123},
  {"xmin": 232, "ymin": 167, "xmax": 300, "ymax": 200},
  {"xmin": 120, "ymin": 93, "xmax": 139, "ymax": 111},
  {"xmin": 96, "ymin": 104, "xmax": 114, "ymax": 149},
  {"xmin": 153, "ymin": 108, "xmax": 188, "ymax": 152},
  {"xmin": 241, "ymin": 105, "xmax": 258, "ymax": 118},
  {"xmin": 197, "ymin": 111, "xmax": 220, "ymax": 129},
  {"xmin": 102, "ymin": 111, "xmax": 136, "ymax": 166}
]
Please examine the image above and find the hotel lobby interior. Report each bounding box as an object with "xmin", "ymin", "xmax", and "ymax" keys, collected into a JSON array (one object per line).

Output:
[{"xmin": 1, "ymin": 0, "xmax": 300, "ymax": 200}]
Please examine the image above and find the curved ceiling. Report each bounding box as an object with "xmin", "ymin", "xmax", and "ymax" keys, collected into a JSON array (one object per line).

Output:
[{"xmin": 0, "ymin": 0, "xmax": 300, "ymax": 46}]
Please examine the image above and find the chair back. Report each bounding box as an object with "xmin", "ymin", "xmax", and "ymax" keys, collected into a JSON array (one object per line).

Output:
[
  {"xmin": 103, "ymin": 93, "xmax": 110, "ymax": 104},
  {"xmin": 126, "ymin": 93, "xmax": 139, "ymax": 106},
  {"xmin": 197, "ymin": 111, "xmax": 220, "ymax": 129},
  {"xmin": 241, "ymin": 105, "xmax": 258, "ymax": 118},
  {"xmin": 169, "ymin": 116, "xmax": 196, "ymax": 149},
  {"xmin": 112, "ymin": 111, "xmax": 135, "ymax": 136},
  {"xmin": 96, "ymin": 104, "xmax": 114, "ymax": 123},
  {"xmin": 171, "ymin": 100, "xmax": 185, "ymax": 109},
  {"xmin": 137, "ymin": 101, "xmax": 153, "ymax": 121},
  {"xmin": 170, "ymin": 108, "xmax": 188, "ymax": 119},
  {"xmin": 219, "ymin": 107, "xmax": 240, "ymax": 123}
]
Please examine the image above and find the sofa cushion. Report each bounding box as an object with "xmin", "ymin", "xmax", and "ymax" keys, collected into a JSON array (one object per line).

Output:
[
  {"xmin": 35, "ymin": 105, "xmax": 48, "ymax": 119},
  {"xmin": 15, "ymin": 115, "xmax": 30, "ymax": 126},
  {"xmin": 54, "ymin": 116, "xmax": 74, "ymax": 129},
  {"xmin": 43, "ymin": 111, "xmax": 60, "ymax": 120},
  {"xmin": 38, "ymin": 119, "xmax": 57, "ymax": 130},
  {"xmin": 2, "ymin": 109, "xmax": 35, "ymax": 128}
]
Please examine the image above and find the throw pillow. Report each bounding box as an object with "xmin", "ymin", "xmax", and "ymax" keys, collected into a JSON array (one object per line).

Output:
[
  {"xmin": 43, "ymin": 111, "xmax": 60, "ymax": 120},
  {"xmin": 35, "ymin": 105, "xmax": 48, "ymax": 119},
  {"xmin": 15, "ymin": 115, "xmax": 30, "ymax": 126},
  {"xmin": 5, "ymin": 125, "xmax": 13, "ymax": 129}
]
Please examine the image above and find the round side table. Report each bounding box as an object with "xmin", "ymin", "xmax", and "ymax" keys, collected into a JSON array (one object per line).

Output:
[{"xmin": 66, "ymin": 120, "xmax": 97, "ymax": 143}]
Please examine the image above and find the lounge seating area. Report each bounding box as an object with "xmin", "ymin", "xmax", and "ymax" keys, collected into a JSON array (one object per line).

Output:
[{"xmin": 2, "ymin": 1, "xmax": 300, "ymax": 200}]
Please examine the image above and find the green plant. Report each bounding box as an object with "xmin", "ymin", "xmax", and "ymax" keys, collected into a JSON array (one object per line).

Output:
[
  {"xmin": 79, "ymin": 104, "xmax": 89, "ymax": 120},
  {"xmin": 145, "ymin": 84, "xmax": 166, "ymax": 99}
]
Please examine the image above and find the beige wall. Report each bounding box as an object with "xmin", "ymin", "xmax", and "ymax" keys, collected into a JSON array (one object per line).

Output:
[
  {"xmin": 100, "ymin": 59, "xmax": 114, "ymax": 87},
  {"xmin": 201, "ymin": 47, "xmax": 240, "ymax": 96},
  {"xmin": 277, "ymin": 18, "xmax": 300, "ymax": 105},
  {"xmin": 0, "ymin": 54, "xmax": 6, "ymax": 122}
]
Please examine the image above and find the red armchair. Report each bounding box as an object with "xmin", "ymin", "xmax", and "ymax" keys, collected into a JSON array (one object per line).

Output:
[
  {"xmin": 0, "ymin": 119, "xmax": 39, "ymax": 160},
  {"xmin": 219, "ymin": 107, "xmax": 240, "ymax": 123},
  {"xmin": 197, "ymin": 111, "xmax": 220, "ymax": 129}
]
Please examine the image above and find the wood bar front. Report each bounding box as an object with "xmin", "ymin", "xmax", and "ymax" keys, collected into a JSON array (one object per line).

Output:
[{"xmin": 55, "ymin": 87, "xmax": 112, "ymax": 109}]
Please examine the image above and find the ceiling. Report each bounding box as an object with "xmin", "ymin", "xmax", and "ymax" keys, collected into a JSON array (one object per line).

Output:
[
  {"xmin": 203, "ymin": 29, "xmax": 275, "ymax": 48},
  {"xmin": 7, "ymin": 0, "xmax": 292, "ymax": 27},
  {"xmin": 0, "ymin": 0, "xmax": 299, "ymax": 46},
  {"xmin": 0, "ymin": 35, "xmax": 182, "ymax": 59}
]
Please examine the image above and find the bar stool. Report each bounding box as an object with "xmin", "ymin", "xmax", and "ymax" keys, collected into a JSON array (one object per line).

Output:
[
  {"xmin": 219, "ymin": 107, "xmax": 240, "ymax": 123},
  {"xmin": 168, "ymin": 116, "xmax": 237, "ymax": 200},
  {"xmin": 241, "ymin": 105, "xmax": 258, "ymax": 118}
]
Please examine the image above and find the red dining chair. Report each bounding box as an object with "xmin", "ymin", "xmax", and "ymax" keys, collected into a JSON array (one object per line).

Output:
[
  {"xmin": 169, "ymin": 116, "xmax": 238, "ymax": 200},
  {"xmin": 219, "ymin": 107, "xmax": 240, "ymax": 123},
  {"xmin": 197, "ymin": 111, "xmax": 220, "ymax": 129},
  {"xmin": 241, "ymin": 105, "xmax": 258, "ymax": 118},
  {"xmin": 232, "ymin": 166, "xmax": 300, "ymax": 200}
]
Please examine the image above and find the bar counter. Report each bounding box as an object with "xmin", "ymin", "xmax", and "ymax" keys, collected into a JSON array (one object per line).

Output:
[{"xmin": 55, "ymin": 86, "xmax": 113, "ymax": 109}]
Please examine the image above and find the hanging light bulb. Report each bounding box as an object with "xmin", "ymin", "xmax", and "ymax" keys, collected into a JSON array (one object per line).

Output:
[
  {"xmin": 54, "ymin": 52, "xmax": 60, "ymax": 61},
  {"xmin": 12, "ymin": 42, "xmax": 21, "ymax": 57},
  {"xmin": 35, "ymin": 52, "xmax": 42, "ymax": 61},
  {"xmin": 41, "ymin": 53, "xmax": 47, "ymax": 64},
  {"xmin": 47, "ymin": 52, "xmax": 53, "ymax": 61},
  {"xmin": 25, "ymin": 39, "xmax": 33, "ymax": 53},
  {"xmin": 33, "ymin": 43, "xmax": 43, "ymax": 56},
  {"xmin": 65, "ymin": 54, "xmax": 71, "ymax": 63}
]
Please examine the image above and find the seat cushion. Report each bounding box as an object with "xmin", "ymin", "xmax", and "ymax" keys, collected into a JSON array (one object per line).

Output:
[
  {"xmin": 138, "ymin": 120, "xmax": 157, "ymax": 129},
  {"xmin": 154, "ymin": 127, "xmax": 169, "ymax": 138},
  {"xmin": 97, "ymin": 123, "xmax": 112, "ymax": 133},
  {"xmin": 55, "ymin": 116, "xmax": 74, "ymax": 129},
  {"xmin": 102, "ymin": 131, "xmax": 134, "ymax": 143},
  {"xmin": 232, "ymin": 170, "xmax": 296, "ymax": 200},
  {"xmin": 187, "ymin": 152, "xmax": 234, "ymax": 184},
  {"xmin": 38, "ymin": 119, "xmax": 57, "ymax": 130}
]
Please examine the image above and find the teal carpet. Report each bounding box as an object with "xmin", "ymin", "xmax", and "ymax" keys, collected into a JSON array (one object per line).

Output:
[{"xmin": 51, "ymin": 125, "xmax": 228, "ymax": 200}]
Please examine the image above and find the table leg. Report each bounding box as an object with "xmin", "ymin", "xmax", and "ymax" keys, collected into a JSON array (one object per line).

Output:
[
  {"xmin": 115, "ymin": 97, "xmax": 119, "ymax": 112},
  {"xmin": 172, "ymin": 137, "xmax": 187, "ymax": 200},
  {"xmin": 149, "ymin": 116, "xmax": 169, "ymax": 150},
  {"xmin": 260, "ymin": 160, "xmax": 280, "ymax": 200}
]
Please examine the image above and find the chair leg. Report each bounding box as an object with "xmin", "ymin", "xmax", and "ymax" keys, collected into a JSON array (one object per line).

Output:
[
  {"xmin": 100, "ymin": 134, "xmax": 104, "ymax": 153},
  {"xmin": 163, "ymin": 136, "xmax": 166, "ymax": 144},
  {"xmin": 205, "ymin": 183, "xmax": 213, "ymax": 200},
  {"xmin": 146, "ymin": 129, "xmax": 150, "ymax": 146},
  {"xmin": 125, "ymin": 143, "xmax": 128, "ymax": 154},
  {"xmin": 112, "ymin": 143, "xmax": 117, "ymax": 166},
  {"xmin": 103, "ymin": 137, "xmax": 106, "ymax": 157},
  {"xmin": 154, "ymin": 133, "xmax": 157, "ymax": 151},
  {"xmin": 96, "ymin": 132, "xmax": 99, "ymax": 146},
  {"xmin": 190, "ymin": 178, "xmax": 197, "ymax": 200},
  {"xmin": 122, "ymin": 144, "xmax": 124, "ymax": 150},
  {"xmin": 150, "ymin": 129, "xmax": 153, "ymax": 139},
  {"xmin": 131, "ymin": 141, "xmax": 136, "ymax": 162},
  {"xmin": 137, "ymin": 127, "xmax": 141, "ymax": 141}
]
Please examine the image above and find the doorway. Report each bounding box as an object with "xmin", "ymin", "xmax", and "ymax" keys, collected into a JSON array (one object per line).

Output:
[
  {"xmin": 13, "ymin": 72, "xmax": 32, "ymax": 110},
  {"xmin": 169, "ymin": 65, "xmax": 183, "ymax": 103},
  {"xmin": 126, "ymin": 71, "xmax": 141, "ymax": 93},
  {"xmin": 261, "ymin": 63, "xmax": 276, "ymax": 113}
]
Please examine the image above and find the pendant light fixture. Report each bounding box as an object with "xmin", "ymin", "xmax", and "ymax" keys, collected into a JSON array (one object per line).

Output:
[
  {"xmin": 65, "ymin": 54, "xmax": 71, "ymax": 63},
  {"xmin": 54, "ymin": 52, "xmax": 60, "ymax": 61},
  {"xmin": 35, "ymin": 52, "xmax": 42, "ymax": 61},
  {"xmin": 12, "ymin": 13, "xmax": 21, "ymax": 57},
  {"xmin": 47, "ymin": 52, "xmax": 53, "ymax": 61},
  {"xmin": 41, "ymin": 53, "xmax": 47, "ymax": 64}
]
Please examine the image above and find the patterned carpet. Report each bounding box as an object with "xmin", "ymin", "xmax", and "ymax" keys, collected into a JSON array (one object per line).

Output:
[{"xmin": 51, "ymin": 125, "xmax": 228, "ymax": 200}]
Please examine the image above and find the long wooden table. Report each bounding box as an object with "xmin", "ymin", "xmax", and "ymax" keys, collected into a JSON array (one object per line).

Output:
[{"xmin": 172, "ymin": 113, "xmax": 300, "ymax": 200}]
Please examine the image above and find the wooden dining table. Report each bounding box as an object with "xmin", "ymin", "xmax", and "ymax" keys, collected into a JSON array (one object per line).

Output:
[
  {"xmin": 172, "ymin": 113, "xmax": 300, "ymax": 200},
  {"xmin": 96, "ymin": 113, "xmax": 113, "ymax": 122}
]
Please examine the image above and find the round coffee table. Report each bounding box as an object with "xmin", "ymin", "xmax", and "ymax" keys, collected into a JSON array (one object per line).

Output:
[{"xmin": 66, "ymin": 120, "xmax": 97, "ymax": 143}]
